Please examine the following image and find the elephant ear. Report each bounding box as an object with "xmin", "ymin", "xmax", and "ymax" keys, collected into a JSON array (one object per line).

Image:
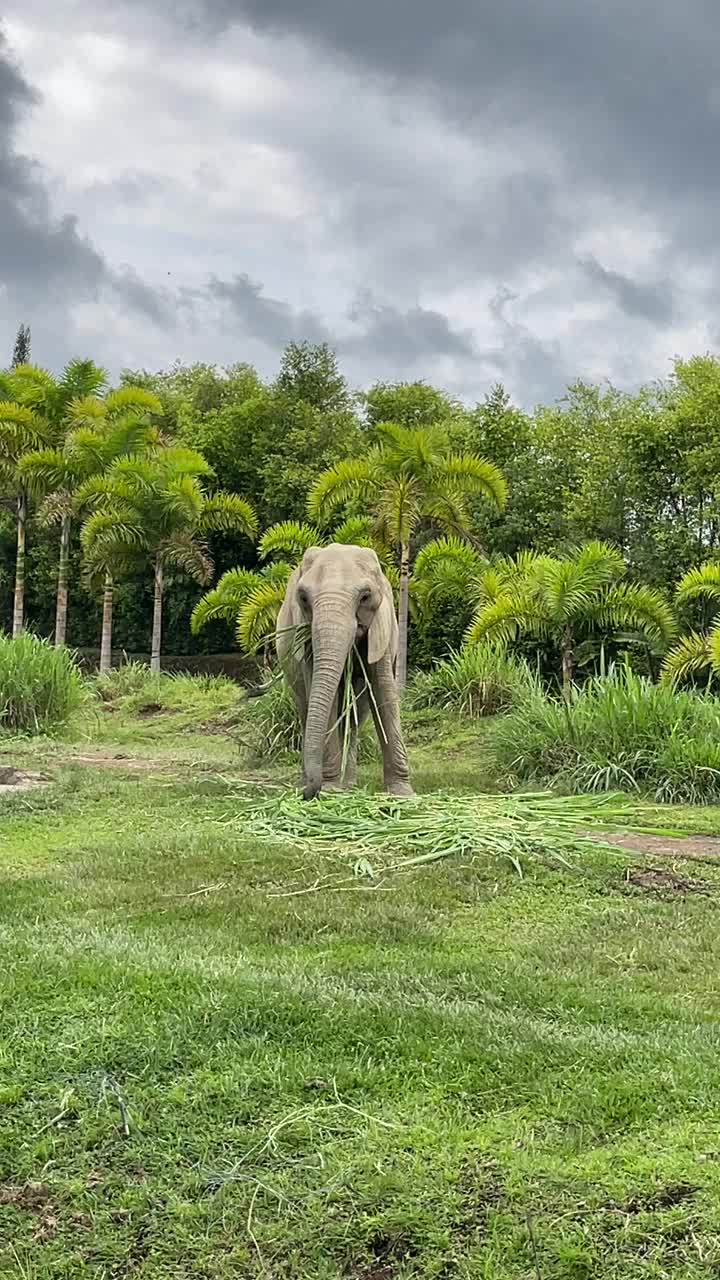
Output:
[
  {"xmin": 277, "ymin": 565, "xmax": 303, "ymax": 637},
  {"xmin": 368, "ymin": 580, "xmax": 397, "ymax": 665}
]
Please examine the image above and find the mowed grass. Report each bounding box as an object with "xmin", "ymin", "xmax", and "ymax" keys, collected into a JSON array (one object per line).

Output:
[{"xmin": 3, "ymin": 680, "xmax": 720, "ymax": 1276}]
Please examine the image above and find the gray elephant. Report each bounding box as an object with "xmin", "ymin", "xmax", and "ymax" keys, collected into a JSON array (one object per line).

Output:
[{"xmin": 276, "ymin": 543, "xmax": 413, "ymax": 800}]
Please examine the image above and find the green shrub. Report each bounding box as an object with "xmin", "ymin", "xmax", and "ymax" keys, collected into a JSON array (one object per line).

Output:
[
  {"xmin": 493, "ymin": 662, "xmax": 720, "ymax": 802},
  {"xmin": 94, "ymin": 660, "xmax": 154, "ymax": 702},
  {"xmin": 0, "ymin": 632, "xmax": 85, "ymax": 735},
  {"xmin": 406, "ymin": 644, "xmax": 539, "ymax": 718}
]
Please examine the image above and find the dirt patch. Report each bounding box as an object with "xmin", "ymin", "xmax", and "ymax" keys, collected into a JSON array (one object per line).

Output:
[
  {"xmin": 0, "ymin": 767, "xmax": 49, "ymax": 794},
  {"xmin": 346, "ymin": 1231, "xmax": 419, "ymax": 1279},
  {"xmin": 136, "ymin": 702, "xmax": 166, "ymax": 719},
  {"xmin": 618, "ymin": 1182, "xmax": 697, "ymax": 1214},
  {"xmin": 0, "ymin": 1181, "xmax": 52, "ymax": 1209},
  {"xmin": 624, "ymin": 867, "xmax": 718, "ymax": 895},
  {"xmin": 63, "ymin": 752, "xmax": 170, "ymax": 773},
  {"xmin": 585, "ymin": 828, "xmax": 720, "ymax": 864}
]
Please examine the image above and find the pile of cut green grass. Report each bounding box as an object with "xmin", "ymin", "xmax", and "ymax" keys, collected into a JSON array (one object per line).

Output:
[{"xmin": 230, "ymin": 787, "xmax": 646, "ymax": 877}]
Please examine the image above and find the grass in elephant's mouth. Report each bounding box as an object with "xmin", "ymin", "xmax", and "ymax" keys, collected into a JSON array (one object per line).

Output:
[{"xmin": 4, "ymin": 696, "xmax": 720, "ymax": 1276}]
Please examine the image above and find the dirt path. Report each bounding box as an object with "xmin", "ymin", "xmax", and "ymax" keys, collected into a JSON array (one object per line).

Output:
[{"xmin": 585, "ymin": 828, "xmax": 720, "ymax": 865}]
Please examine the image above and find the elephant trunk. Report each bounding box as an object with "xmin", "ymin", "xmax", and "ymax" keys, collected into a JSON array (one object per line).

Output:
[{"xmin": 303, "ymin": 607, "xmax": 356, "ymax": 800}]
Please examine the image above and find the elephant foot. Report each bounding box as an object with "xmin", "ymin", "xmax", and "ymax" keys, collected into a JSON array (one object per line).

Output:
[{"xmin": 385, "ymin": 780, "xmax": 414, "ymax": 797}]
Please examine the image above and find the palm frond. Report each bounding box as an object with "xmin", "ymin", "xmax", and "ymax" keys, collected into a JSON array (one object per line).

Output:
[
  {"xmin": 676, "ymin": 562, "xmax": 720, "ymax": 605},
  {"xmin": 161, "ymin": 474, "xmax": 206, "ymax": 526},
  {"xmin": 80, "ymin": 506, "xmax": 147, "ymax": 554},
  {"xmin": 55, "ymin": 359, "xmax": 107, "ymax": 407},
  {"xmin": 259, "ymin": 520, "xmax": 322, "ymax": 562},
  {"xmin": 65, "ymin": 395, "xmax": 108, "ymax": 427},
  {"xmin": 532, "ymin": 558, "xmax": 595, "ymax": 626},
  {"xmin": 103, "ymin": 386, "xmax": 162, "ymax": 418},
  {"xmin": 438, "ymin": 453, "xmax": 507, "ymax": 510},
  {"xmin": 200, "ymin": 492, "xmax": 257, "ymax": 537},
  {"xmin": 594, "ymin": 582, "xmax": 677, "ymax": 646},
  {"xmin": 330, "ymin": 516, "xmax": 375, "ymax": 546},
  {"xmin": 661, "ymin": 630, "xmax": 715, "ymax": 685},
  {"xmin": 414, "ymin": 535, "xmax": 485, "ymax": 581},
  {"xmin": 17, "ymin": 448, "xmax": 73, "ymax": 497},
  {"xmin": 307, "ymin": 458, "xmax": 373, "ymax": 524},
  {"xmin": 160, "ymin": 532, "xmax": 214, "ymax": 585},
  {"xmin": 191, "ymin": 572, "xmax": 262, "ymax": 634},
  {"xmin": 155, "ymin": 444, "xmax": 213, "ymax": 480},
  {"xmin": 465, "ymin": 591, "xmax": 547, "ymax": 647},
  {"xmin": 237, "ymin": 580, "xmax": 288, "ymax": 654},
  {"xmin": 99, "ymin": 415, "xmax": 162, "ymax": 464}
]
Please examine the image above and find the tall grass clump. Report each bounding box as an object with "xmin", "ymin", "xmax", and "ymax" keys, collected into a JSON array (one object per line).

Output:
[
  {"xmin": 406, "ymin": 644, "xmax": 539, "ymax": 718},
  {"xmin": 493, "ymin": 661, "xmax": 720, "ymax": 802},
  {"xmin": 240, "ymin": 679, "xmax": 304, "ymax": 759},
  {"xmin": 0, "ymin": 632, "xmax": 85, "ymax": 734},
  {"xmin": 94, "ymin": 660, "xmax": 155, "ymax": 703}
]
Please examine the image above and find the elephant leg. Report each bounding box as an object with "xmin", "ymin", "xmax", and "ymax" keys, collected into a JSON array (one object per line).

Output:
[{"xmin": 369, "ymin": 656, "xmax": 413, "ymax": 796}]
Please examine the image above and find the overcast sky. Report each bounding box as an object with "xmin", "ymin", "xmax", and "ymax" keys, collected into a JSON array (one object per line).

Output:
[{"xmin": 1, "ymin": 0, "xmax": 718, "ymax": 406}]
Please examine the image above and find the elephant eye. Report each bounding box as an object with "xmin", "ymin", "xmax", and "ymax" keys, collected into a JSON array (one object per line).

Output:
[
  {"xmin": 358, "ymin": 587, "xmax": 371, "ymax": 604},
  {"xmin": 298, "ymin": 588, "xmax": 310, "ymax": 609}
]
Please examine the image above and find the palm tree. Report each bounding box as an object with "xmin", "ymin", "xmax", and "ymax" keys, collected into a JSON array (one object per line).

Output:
[
  {"xmin": 79, "ymin": 447, "xmax": 257, "ymax": 673},
  {"xmin": 1, "ymin": 360, "xmax": 107, "ymax": 640},
  {"xmin": 307, "ymin": 421, "xmax": 506, "ymax": 686},
  {"xmin": 467, "ymin": 541, "xmax": 676, "ymax": 697},
  {"xmin": 662, "ymin": 563, "xmax": 720, "ymax": 685},
  {"xmin": 0, "ymin": 398, "xmax": 48, "ymax": 635},
  {"xmin": 19, "ymin": 384, "xmax": 162, "ymax": 648}
]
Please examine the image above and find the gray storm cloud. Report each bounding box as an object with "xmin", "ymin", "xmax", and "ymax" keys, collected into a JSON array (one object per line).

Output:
[{"xmin": 0, "ymin": 1, "xmax": 716, "ymax": 402}]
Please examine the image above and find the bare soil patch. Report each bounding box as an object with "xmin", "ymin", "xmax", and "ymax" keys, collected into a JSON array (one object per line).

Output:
[
  {"xmin": 624, "ymin": 866, "xmax": 718, "ymax": 895},
  {"xmin": 0, "ymin": 766, "xmax": 49, "ymax": 793},
  {"xmin": 585, "ymin": 828, "xmax": 720, "ymax": 864}
]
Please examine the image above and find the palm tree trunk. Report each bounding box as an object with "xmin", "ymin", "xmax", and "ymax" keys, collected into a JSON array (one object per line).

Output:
[
  {"xmin": 561, "ymin": 625, "xmax": 575, "ymax": 701},
  {"xmin": 150, "ymin": 558, "xmax": 163, "ymax": 675},
  {"xmin": 99, "ymin": 573, "xmax": 113, "ymax": 674},
  {"xmin": 54, "ymin": 514, "xmax": 71, "ymax": 647},
  {"xmin": 396, "ymin": 541, "xmax": 410, "ymax": 689},
  {"xmin": 12, "ymin": 491, "xmax": 27, "ymax": 637}
]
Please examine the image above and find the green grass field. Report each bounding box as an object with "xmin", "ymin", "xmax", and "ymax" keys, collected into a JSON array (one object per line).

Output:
[{"xmin": 2, "ymin": 677, "xmax": 720, "ymax": 1278}]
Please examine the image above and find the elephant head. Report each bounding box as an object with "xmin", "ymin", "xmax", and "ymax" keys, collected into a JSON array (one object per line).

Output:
[{"xmin": 277, "ymin": 543, "xmax": 400, "ymax": 799}]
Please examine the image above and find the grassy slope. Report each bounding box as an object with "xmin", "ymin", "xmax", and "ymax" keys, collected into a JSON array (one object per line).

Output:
[{"xmin": 2, "ymin": 681, "xmax": 720, "ymax": 1278}]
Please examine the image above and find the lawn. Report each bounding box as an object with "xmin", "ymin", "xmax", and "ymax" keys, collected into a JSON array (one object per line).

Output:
[{"xmin": 2, "ymin": 678, "xmax": 720, "ymax": 1278}]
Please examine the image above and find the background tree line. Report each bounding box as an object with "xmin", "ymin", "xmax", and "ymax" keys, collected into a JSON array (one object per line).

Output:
[{"xmin": 2, "ymin": 335, "xmax": 720, "ymax": 667}]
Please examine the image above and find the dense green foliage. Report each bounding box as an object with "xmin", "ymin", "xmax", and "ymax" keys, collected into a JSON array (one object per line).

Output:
[
  {"xmin": 0, "ymin": 631, "xmax": 85, "ymax": 733},
  {"xmin": 0, "ymin": 344, "xmax": 713, "ymax": 656},
  {"xmin": 3, "ymin": 342, "xmax": 720, "ymax": 689}
]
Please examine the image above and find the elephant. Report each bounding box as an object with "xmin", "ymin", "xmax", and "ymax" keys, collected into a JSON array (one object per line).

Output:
[{"xmin": 276, "ymin": 543, "xmax": 413, "ymax": 800}]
